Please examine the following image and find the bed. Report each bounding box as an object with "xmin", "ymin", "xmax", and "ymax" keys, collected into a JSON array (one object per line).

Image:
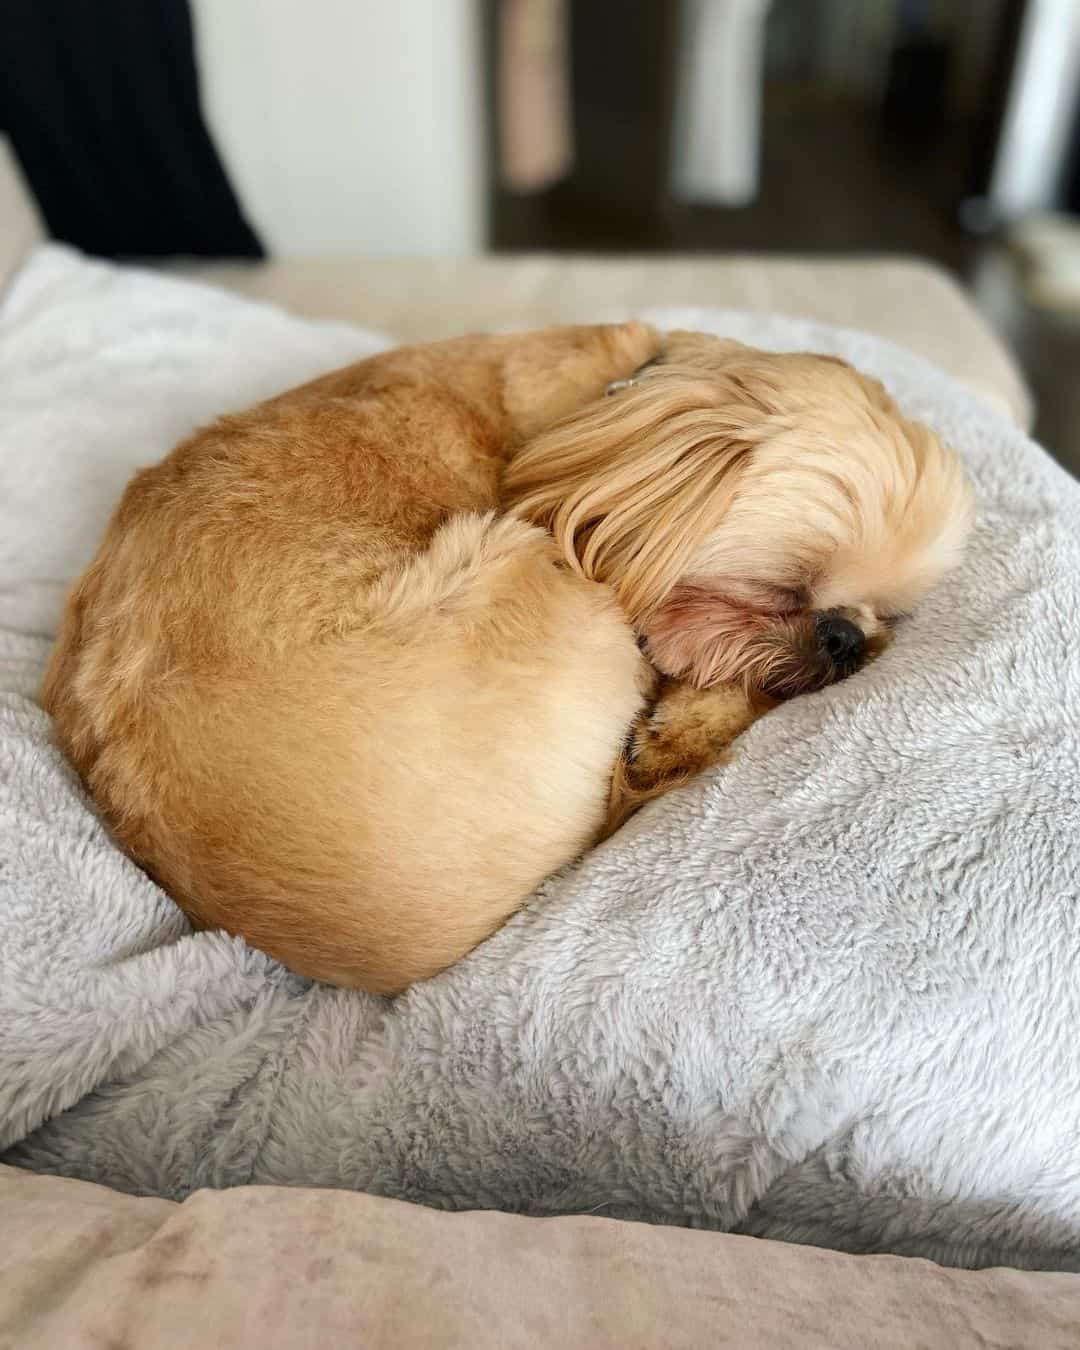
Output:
[{"xmin": 4, "ymin": 139, "xmax": 1080, "ymax": 1350}]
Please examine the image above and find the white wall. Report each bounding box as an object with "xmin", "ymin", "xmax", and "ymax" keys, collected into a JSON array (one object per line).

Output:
[
  {"xmin": 987, "ymin": 0, "xmax": 1080, "ymax": 219},
  {"xmin": 670, "ymin": 0, "xmax": 774, "ymax": 206},
  {"xmin": 190, "ymin": 0, "xmax": 486, "ymax": 257}
]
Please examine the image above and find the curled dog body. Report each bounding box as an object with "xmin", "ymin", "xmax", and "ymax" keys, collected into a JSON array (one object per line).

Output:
[{"xmin": 42, "ymin": 325, "xmax": 972, "ymax": 993}]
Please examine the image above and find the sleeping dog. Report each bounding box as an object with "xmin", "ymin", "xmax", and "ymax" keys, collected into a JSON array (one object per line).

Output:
[{"xmin": 42, "ymin": 324, "xmax": 972, "ymax": 992}]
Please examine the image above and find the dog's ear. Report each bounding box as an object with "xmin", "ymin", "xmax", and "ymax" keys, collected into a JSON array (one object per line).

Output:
[
  {"xmin": 500, "ymin": 322, "xmax": 661, "ymax": 441},
  {"xmin": 504, "ymin": 363, "xmax": 757, "ymax": 621}
]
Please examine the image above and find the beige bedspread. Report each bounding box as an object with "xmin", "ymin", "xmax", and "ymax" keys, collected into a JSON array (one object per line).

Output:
[
  {"xmin": 180, "ymin": 252, "xmax": 1033, "ymax": 430},
  {"xmin": 3, "ymin": 1165, "xmax": 1079, "ymax": 1349}
]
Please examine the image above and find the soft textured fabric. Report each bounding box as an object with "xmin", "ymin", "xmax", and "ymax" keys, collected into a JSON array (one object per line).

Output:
[
  {"xmin": 4, "ymin": 1166, "xmax": 1080, "ymax": 1350},
  {"xmin": 2, "ymin": 246, "xmax": 1079, "ymax": 1272}
]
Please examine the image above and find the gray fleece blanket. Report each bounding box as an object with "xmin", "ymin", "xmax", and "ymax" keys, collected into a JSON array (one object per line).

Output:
[{"xmin": 3, "ymin": 247, "xmax": 1079, "ymax": 1272}]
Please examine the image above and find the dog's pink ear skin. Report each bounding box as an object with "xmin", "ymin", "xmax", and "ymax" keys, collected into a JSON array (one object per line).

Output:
[
  {"xmin": 643, "ymin": 585, "xmax": 710, "ymax": 683},
  {"xmin": 645, "ymin": 584, "xmax": 767, "ymax": 688}
]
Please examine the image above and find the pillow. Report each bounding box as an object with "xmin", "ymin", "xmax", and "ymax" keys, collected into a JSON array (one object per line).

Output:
[{"xmin": 2, "ymin": 246, "xmax": 1079, "ymax": 1272}]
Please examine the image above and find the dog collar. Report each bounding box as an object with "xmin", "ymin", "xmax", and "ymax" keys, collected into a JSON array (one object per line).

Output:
[{"xmin": 606, "ymin": 357, "xmax": 661, "ymax": 397}]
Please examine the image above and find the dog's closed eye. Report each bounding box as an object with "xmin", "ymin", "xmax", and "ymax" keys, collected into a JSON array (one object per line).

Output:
[
  {"xmin": 770, "ymin": 585, "xmax": 811, "ymax": 615},
  {"xmin": 717, "ymin": 581, "xmax": 809, "ymax": 616}
]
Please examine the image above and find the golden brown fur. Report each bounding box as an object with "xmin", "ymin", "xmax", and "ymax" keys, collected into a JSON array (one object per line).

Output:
[{"xmin": 41, "ymin": 325, "xmax": 972, "ymax": 994}]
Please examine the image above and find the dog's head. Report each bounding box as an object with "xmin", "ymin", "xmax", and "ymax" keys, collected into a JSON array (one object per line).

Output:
[{"xmin": 504, "ymin": 330, "xmax": 973, "ymax": 696}]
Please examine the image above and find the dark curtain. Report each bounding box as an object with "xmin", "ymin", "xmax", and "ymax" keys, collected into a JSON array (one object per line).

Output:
[{"xmin": 0, "ymin": 0, "xmax": 264, "ymax": 259}]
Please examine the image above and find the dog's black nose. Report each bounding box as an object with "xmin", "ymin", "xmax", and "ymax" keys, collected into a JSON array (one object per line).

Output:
[{"xmin": 817, "ymin": 614, "xmax": 865, "ymax": 671}]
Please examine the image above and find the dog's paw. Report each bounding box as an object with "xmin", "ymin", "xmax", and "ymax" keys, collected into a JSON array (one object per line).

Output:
[{"xmin": 629, "ymin": 682, "xmax": 772, "ymax": 786}]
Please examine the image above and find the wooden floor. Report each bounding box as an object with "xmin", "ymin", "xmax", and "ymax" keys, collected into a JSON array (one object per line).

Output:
[{"xmin": 492, "ymin": 85, "xmax": 1080, "ymax": 475}]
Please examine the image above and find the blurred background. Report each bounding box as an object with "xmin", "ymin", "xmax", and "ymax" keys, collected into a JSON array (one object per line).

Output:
[{"xmin": 2, "ymin": 0, "xmax": 1079, "ymax": 464}]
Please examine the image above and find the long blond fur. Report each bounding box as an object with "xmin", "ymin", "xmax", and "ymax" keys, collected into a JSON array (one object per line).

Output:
[{"xmin": 504, "ymin": 363, "xmax": 759, "ymax": 620}]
